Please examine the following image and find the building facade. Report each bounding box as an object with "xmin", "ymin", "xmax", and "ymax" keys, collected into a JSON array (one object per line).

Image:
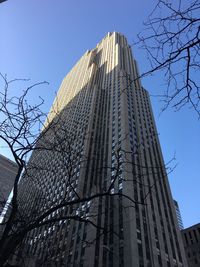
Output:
[
  {"xmin": 17, "ymin": 32, "xmax": 187, "ymax": 267},
  {"xmin": 0, "ymin": 154, "xmax": 18, "ymax": 216},
  {"xmin": 181, "ymin": 223, "xmax": 200, "ymax": 267},
  {"xmin": 174, "ymin": 200, "xmax": 184, "ymax": 230}
]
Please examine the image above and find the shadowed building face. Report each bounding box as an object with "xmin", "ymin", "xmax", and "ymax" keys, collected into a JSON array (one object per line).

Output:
[{"xmin": 182, "ymin": 223, "xmax": 200, "ymax": 267}]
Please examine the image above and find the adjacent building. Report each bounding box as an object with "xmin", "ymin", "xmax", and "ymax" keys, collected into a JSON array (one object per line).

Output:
[
  {"xmin": 174, "ymin": 200, "xmax": 184, "ymax": 230},
  {"xmin": 16, "ymin": 32, "xmax": 187, "ymax": 267},
  {"xmin": 181, "ymin": 223, "xmax": 200, "ymax": 267},
  {"xmin": 0, "ymin": 154, "xmax": 18, "ymax": 216}
]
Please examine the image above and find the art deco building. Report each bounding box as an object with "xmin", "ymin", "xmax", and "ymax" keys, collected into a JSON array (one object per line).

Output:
[{"xmin": 16, "ymin": 32, "xmax": 187, "ymax": 267}]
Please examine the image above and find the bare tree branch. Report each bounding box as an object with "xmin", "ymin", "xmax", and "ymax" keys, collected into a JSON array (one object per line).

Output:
[{"xmin": 135, "ymin": 0, "xmax": 200, "ymax": 115}]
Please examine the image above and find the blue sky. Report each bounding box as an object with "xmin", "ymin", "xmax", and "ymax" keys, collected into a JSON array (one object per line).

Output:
[{"xmin": 0, "ymin": 0, "xmax": 199, "ymax": 228}]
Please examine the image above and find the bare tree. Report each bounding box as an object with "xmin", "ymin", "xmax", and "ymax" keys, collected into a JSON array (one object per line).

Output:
[
  {"xmin": 0, "ymin": 73, "xmax": 50, "ymax": 264},
  {"xmin": 0, "ymin": 75, "xmax": 134, "ymax": 265},
  {"xmin": 0, "ymin": 74, "xmax": 175, "ymax": 266},
  {"xmin": 136, "ymin": 0, "xmax": 200, "ymax": 115}
]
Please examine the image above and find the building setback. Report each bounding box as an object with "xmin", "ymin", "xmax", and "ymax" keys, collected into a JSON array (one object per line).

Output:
[
  {"xmin": 16, "ymin": 32, "xmax": 187, "ymax": 267},
  {"xmin": 181, "ymin": 223, "xmax": 200, "ymax": 267},
  {"xmin": 0, "ymin": 154, "xmax": 18, "ymax": 216}
]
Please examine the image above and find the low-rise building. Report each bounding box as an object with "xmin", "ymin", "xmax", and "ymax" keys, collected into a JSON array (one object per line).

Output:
[{"xmin": 182, "ymin": 223, "xmax": 200, "ymax": 267}]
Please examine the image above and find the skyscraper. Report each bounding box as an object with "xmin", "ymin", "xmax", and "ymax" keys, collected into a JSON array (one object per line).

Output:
[{"xmin": 15, "ymin": 32, "xmax": 187, "ymax": 267}]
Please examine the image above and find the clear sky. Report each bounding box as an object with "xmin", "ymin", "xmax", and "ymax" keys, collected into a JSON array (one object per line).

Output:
[{"xmin": 0, "ymin": 0, "xmax": 199, "ymax": 228}]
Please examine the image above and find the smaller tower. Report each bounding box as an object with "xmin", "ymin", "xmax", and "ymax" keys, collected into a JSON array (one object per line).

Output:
[{"xmin": 174, "ymin": 199, "xmax": 184, "ymax": 230}]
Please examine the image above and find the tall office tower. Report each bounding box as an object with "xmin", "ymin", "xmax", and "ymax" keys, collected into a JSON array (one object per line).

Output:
[
  {"xmin": 0, "ymin": 154, "xmax": 18, "ymax": 216},
  {"xmin": 174, "ymin": 200, "xmax": 184, "ymax": 230},
  {"xmin": 15, "ymin": 32, "xmax": 187, "ymax": 267}
]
